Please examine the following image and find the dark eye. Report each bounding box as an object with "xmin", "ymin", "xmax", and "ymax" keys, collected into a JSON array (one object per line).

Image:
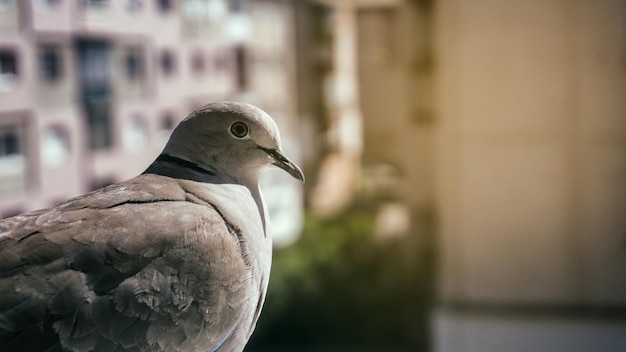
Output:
[{"xmin": 229, "ymin": 121, "xmax": 249, "ymax": 139}]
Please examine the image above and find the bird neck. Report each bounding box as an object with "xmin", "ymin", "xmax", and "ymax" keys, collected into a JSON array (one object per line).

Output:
[
  {"xmin": 144, "ymin": 153, "xmax": 269, "ymax": 236},
  {"xmin": 143, "ymin": 153, "xmax": 221, "ymax": 184}
]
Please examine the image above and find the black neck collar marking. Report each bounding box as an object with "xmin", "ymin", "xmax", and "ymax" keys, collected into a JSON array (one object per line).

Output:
[{"xmin": 155, "ymin": 153, "xmax": 217, "ymax": 177}]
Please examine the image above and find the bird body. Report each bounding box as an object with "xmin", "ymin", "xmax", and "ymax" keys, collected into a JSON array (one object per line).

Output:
[{"xmin": 0, "ymin": 102, "xmax": 303, "ymax": 352}]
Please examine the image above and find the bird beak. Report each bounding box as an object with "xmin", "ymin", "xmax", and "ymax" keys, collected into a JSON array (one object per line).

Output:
[{"xmin": 260, "ymin": 147, "xmax": 305, "ymax": 183}]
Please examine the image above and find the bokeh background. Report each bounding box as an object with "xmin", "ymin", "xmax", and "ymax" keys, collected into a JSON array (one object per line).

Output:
[{"xmin": 1, "ymin": 0, "xmax": 625, "ymax": 351}]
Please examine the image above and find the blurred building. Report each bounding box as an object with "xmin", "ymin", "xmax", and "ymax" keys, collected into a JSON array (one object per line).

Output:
[
  {"xmin": 297, "ymin": 0, "xmax": 626, "ymax": 351},
  {"xmin": 298, "ymin": 0, "xmax": 435, "ymax": 225},
  {"xmin": 0, "ymin": 0, "xmax": 236, "ymax": 215},
  {"xmin": 0, "ymin": 0, "xmax": 303, "ymax": 245}
]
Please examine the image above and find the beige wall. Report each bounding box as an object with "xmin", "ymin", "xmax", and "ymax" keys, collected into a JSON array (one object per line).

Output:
[{"xmin": 434, "ymin": 0, "xmax": 626, "ymax": 350}]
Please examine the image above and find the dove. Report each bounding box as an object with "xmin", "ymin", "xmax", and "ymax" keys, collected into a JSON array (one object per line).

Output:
[{"xmin": 0, "ymin": 101, "xmax": 304, "ymax": 352}]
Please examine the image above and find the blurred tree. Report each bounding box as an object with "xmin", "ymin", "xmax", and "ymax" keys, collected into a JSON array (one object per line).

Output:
[{"xmin": 249, "ymin": 200, "xmax": 434, "ymax": 351}]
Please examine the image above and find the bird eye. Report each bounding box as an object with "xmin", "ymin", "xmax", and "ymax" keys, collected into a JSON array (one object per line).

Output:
[{"xmin": 229, "ymin": 121, "xmax": 249, "ymax": 139}]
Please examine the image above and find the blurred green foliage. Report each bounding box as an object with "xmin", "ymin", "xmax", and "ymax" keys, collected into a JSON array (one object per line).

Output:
[{"xmin": 249, "ymin": 201, "xmax": 434, "ymax": 351}]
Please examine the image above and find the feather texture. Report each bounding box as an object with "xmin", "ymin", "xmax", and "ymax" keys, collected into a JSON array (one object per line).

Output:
[{"xmin": 0, "ymin": 174, "xmax": 270, "ymax": 352}]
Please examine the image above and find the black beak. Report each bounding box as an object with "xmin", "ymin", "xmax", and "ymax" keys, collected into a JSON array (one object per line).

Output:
[{"xmin": 260, "ymin": 147, "xmax": 305, "ymax": 183}]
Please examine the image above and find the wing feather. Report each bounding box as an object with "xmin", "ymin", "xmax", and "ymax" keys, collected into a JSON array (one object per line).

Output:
[{"xmin": 0, "ymin": 174, "xmax": 252, "ymax": 351}]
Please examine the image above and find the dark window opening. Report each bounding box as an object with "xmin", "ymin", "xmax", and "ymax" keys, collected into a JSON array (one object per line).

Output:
[
  {"xmin": 160, "ymin": 50, "xmax": 175, "ymax": 76},
  {"xmin": 125, "ymin": 46, "xmax": 144, "ymax": 80},
  {"xmin": 84, "ymin": 98, "xmax": 112, "ymax": 149},
  {"xmin": 156, "ymin": 0, "xmax": 172, "ymax": 13},
  {"xmin": 0, "ymin": 50, "xmax": 17, "ymax": 76},
  {"xmin": 39, "ymin": 45, "xmax": 62, "ymax": 82},
  {"xmin": 77, "ymin": 39, "xmax": 113, "ymax": 150},
  {"xmin": 161, "ymin": 113, "xmax": 175, "ymax": 131},
  {"xmin": 0, "ymin": 128, "xmax": 20, "ymax": 157},
  {"xmin": 0, "ymin": 122, "xmax": 27, "ymax": 194}
]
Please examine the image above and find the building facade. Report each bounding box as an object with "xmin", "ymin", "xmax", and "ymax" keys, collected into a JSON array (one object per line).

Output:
[{"xmin": 299, "ymin": 0, "xmax": 626, "ymax": 350}]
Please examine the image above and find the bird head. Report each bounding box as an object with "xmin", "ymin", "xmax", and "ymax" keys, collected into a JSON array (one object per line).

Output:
[{"xmin": 161, "ymin": 101, "xmax": 304, "ymax": 185}]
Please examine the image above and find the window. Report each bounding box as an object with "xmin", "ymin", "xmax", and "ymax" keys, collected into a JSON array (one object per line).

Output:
[
  {"xmin": 0, "ymin": 50, "xmax": 18, "ymax": 92},
  {"xmin": 156, "ymin": 0, "xmax": 172, "ymax": 13},
  {"xmin": 84, "ymin": 98, "xmax": 112, "ymax": 150},
  {"xmin": 191, "ymin": 50, "xmax": 205, "ymax": 74},
  {"xmin": 156, "ymin": 112, "xmax": 175, "ymax": 147},
  {"xmin": 77, "ymin": 40, "xmax": 113, "ymax": 150},
  {"xmin": 39, "ymin": 45, "xmax": 62, "ymax": 82},
  {"xmin": 0, "ymin": 128, "xmax": 19, "ymax": 156},
  {"xmin": 124, "ymin": 46, "xmax": 144, "ymax": 80},
  {"xmin": 161, "ymin": 113, "xmax": 175, "ymax": 131},
  {"xmin": 0, "ymin": 124, "xmax": 26, "ymax": 193},
  {"xmin": 160, "ymin": 50, "xmax": 175, "ymax": 76},
  {"xmin": 123, "ymin": 115, "xmax": 148, "ymax": 152},
  {"xmin": 41, "ymin": 125, "xmax": 70, "ymax": 168}
]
